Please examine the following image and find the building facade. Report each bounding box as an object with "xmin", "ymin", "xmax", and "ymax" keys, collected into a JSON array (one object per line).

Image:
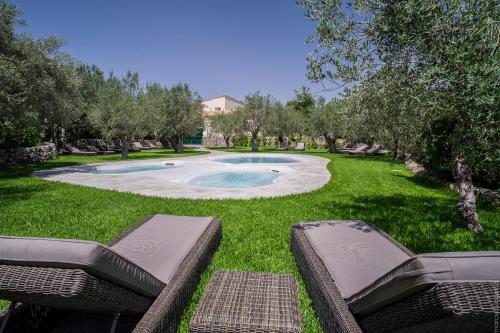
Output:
[{"xmin": 201, "ymin": 95, "xmax": 244, "ymax": 147}]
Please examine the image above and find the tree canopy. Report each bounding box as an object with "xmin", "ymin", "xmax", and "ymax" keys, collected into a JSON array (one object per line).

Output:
[{"xmin": 299, "ymin": 0, "xmax": 499, "ymax": 232}]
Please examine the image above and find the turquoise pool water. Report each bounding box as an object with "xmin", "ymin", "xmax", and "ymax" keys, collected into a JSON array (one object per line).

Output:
[
  {"xmin": 190, "ymin": 171, "xmax": 278, "ymax": 188},
  {"xmin": 216, "ymin": 156, "xmax": 298, "ymax": 164},
  {"xmin": 93, "ymin": 165, "xmax": 173, "ymax": 174}
]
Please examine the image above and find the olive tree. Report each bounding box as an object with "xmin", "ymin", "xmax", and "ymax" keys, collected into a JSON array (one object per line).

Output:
[
  {"xmin": 142, "ymin": 83, "xmax": 202, "ymax": 153},
  {"xmin": 89, "ymin": 71, "xmax": 144, "ymax": 159},
  {"xmin": 299, "ymin": 0, "xmax": 498, "ymax": 232},
  {"xmin": 373, "ymin": 0, "xmax": 499, "ymax": 232},
  {"xmin": 236, "ymin": 92, "xmax": 274, "ymax": 152},
  {"xmin": 209, "ymin": 112, "xmax": 238, "ymax": 148},
  {"xmin": 0, "ymin": 0, "xmax": 82, "ymax": 148},
  {"xmin": 308, "ymin": 98, "xmax": 346, "ymax": 153},
  {"xmin": 264, "ymin": 102, "xmax": 304, "ymax": 147}
]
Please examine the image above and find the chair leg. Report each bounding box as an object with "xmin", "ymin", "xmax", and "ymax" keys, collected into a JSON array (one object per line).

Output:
[
  {"xmin": 109, "ymin": 312, "xmax": 120, "ymax": 333},
  {"xmin": 0, "ymin": 302, "xmax": 17, "ymax": 333}
]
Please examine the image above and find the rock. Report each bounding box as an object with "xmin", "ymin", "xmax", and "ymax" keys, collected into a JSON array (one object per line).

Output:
[{"xmin": 0, "ymin": 143, "xmax": 57, "ymax": 167}]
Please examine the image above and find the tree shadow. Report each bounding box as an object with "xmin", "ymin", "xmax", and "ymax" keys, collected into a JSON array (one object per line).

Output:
[{"xmin": 320, "ymin": 193, "xmax": 499, "ymax": 253}]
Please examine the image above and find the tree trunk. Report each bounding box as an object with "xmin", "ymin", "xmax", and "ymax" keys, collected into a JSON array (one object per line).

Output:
[
  {"xmin": 178, "ymin": 135, "xmax": 184, "ymax": 153},
  {"xmin": 120, "ymin": 136, "xmax": 129, "ymax": 159},
  {"xmin": 224, "ymin": 136, "xmax": 231, "ymax": 148},
  {"xmin": 392, "ymin": 138, "xmax": 399, "ymax": 161},
  {"xmin": 278, "ymin": 134, "xmax": 285, "ymax": 146},
  {"xmin": 251, "ymin": 133, "xmax": 259, "ymax": 152},
  {"xmin": 455, "ymin": 157, "xmax": 483, "ymax": 233},
  {"xmin": 170, "ymin": 135, "xmax": 184, "ymax": 153},
  {"xmin": 324, "ymin": 133, "xmax": 337, "ymax": 153}
]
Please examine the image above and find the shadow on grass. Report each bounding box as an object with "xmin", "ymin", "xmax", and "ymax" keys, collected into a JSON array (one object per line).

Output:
[{"xmin": 325, "ymin": 193, "xmax": 499, "ymax": 253}]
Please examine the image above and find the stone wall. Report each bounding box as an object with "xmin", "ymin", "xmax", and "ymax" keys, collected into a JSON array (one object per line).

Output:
[
  {"xmin": 203, "ymin": 132, "xmax": 229, "ymax": 147},
  {"xmin": 0, "ymin": 143, "xmax": 57, "ymax": 167}
]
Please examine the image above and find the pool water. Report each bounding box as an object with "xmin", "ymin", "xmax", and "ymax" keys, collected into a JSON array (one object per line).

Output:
[
  {"xmin": 190, "ymin": 171, "xmax": 279, "ymax": 188},
  {"xmin": 216, "ymin": 156, "xmax": 298, "ymax": 164},
  {"xmin": 93, "ymin": 165, "xmax": 173, "ymax": 174}
]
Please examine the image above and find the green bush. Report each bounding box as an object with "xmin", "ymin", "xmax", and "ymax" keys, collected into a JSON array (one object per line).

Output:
[
  {"xmin": 232, "ymin": 134, "xmax": 249, "ymax": 147},
  {"xmin": 0, "ymin": 122, "xmax": 41, "ymax": 149}
]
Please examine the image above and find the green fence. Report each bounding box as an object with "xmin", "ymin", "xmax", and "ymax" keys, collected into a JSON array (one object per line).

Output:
[{"xmin": 184, "ymin": 129, "xmax": 203, "ymax": 145}]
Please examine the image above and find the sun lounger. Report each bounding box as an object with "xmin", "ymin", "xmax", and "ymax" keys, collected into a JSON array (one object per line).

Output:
[
  {"xmin": 132, "ymin": 142, "xmax": 150, "ymax": 150},
  {"xmin": 143, "ymin": 140, "xmax": 157, "ymax": 149},
  {"xmin": 348, "ymin": 144, "xmax": 369, "ymax": 155},
  {"xmin": 291, "ymin": 221, "xmax": 500, "ymax": 333},
  {"xmin": 365, "ymin": 145, "xmax": 380, "ymax": 156},
  {"xmin": 68, "ymin": 146, "xmax": 97, "ymax": 156},
  {"xmin": 0, "ymin": 215, "xmax": 222, "ymax": 333},
  {"xmin": 276, "ymin": 141, "xmax": 288, "ymax": 151},
  {"xmin": 140, "ymin": 141, "xmax": 153, "ymax": 150},
  {"xmin": 338, "ymin": 143, "xmax": 362, "ymax": 154},
  {"xmin": 129, "ymin": 142, "xmax": 142, "ymax": 152},
  {"xmin": 292, "ymin": 142, "xmax": 305, "ymax": 151}
]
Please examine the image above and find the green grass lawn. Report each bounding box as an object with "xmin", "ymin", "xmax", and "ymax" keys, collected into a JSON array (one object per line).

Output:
[{"xmin": 0, "ymin": 147, "xmax": 498, "ymax": 332}]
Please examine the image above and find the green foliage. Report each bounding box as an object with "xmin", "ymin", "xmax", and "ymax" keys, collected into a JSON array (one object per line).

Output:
[
  {"xmin": 88, "ymin": 71, "xmax": 145, "ymax": 157},
  {"xmin": 232, "ymin": 133, "xmax": 250, "ymax": 147},
  {"xmin": 287, "ymin": 86, "xmax": 316, "ymax": 116},
  {"xmin": 0, "ymin": 152, "xmax": 498, "ymax": 330},
  {"xmin": 65, "ymin": 64, "xmax": 106, "ymax": 142},
  {"xmin": 374, "ymin": 1, "xmax": 499, "ymax": 178},
  {"xmin": 208, "ymin": 112, "xmax": 238, "ymax": 147},
  {"xmin": 142, "ymin": 83, "xmax": 203, "ymax": 152},
  {"xmin": 0, "ymin": 0, "xmax": 83, "ymax": 148},
  {"xmin": 234, "ymin": 92, "xmax": 275, "ymax": 151},
  {"xmin": 265, "ymin": 102, "xmax": 305, "ymax": 143},
  {"xmin": 299, "ymin": 0, "xmax": 499, "ymax": 229}
]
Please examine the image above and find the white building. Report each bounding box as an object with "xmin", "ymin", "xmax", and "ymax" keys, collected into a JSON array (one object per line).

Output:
[
  {"xmin": 201, "ymin": 95, "xmax": 244, "ymax": 146},
  {"xmin": 202, "ymin": 95, "xmax": 244, "ymax": 116}
]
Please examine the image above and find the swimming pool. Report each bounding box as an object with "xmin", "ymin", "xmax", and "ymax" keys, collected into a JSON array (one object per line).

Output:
[
  {"xmin": 190, "ymin": 171, "xmax": 279, "ymax": 188},
  {"xmin": 215, "ymin": 156, "xmax": 298, "ymax": 164},
  {"xmin": 92, "ymin": 164, "xmax": 173, "ymax": 174},
  {"xmin": 34, "ymin": 153, "xmax": 330, "ymax": 199}
]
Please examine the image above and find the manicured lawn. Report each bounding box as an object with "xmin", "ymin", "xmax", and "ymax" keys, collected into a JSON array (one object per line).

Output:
[{"xmin": 0, "ymin": 148, "xmax": 498, "ymax": 332}]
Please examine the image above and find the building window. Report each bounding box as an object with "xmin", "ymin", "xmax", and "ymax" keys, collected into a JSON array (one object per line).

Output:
[{"xmin": 215, "ymin": 107, "xmax": 222, "ymax": 111}]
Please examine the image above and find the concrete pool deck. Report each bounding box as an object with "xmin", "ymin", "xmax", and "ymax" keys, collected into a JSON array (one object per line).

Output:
[{"xmin": 33, "ymin": 152, "xmax": 331, "ymax": 200}]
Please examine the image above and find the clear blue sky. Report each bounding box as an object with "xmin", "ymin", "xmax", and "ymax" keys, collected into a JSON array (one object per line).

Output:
[{"xmin": 13, "ymin": 0, "xmax": 334, "ymax": 102}]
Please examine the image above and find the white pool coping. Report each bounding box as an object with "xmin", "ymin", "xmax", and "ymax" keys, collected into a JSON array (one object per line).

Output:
[{"xmin": 33, "ymin": 152, "xmax": 331, "ymax": 200}]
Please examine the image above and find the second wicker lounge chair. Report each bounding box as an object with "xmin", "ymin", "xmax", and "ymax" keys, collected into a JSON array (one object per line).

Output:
[
  {"xmin": 0, "ymin": 214, "xmax": 222, "ymax": 333},
  {"xmin": 291, "ymin": 220, "xmax": 499, "ymax": 333}
]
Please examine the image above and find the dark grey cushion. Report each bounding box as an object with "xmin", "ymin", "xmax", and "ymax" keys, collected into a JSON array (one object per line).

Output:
[
  {"xmin": 110, "ymin": 215, "xmax": 213, "ymax": 284},
  {"xmin": 0, "ymin": 235, "xmax": 165, "ymax": 298},
  {"xmin": 348, "ymin": 252, "xmax": 500, "ymax": 317},
  {"xmin": 301, "ymin": 221, "xmax": 411, "ymax": 299}
]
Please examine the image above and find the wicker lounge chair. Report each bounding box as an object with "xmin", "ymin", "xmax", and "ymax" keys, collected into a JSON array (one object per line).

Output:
[
  {"xmin": 67, "ymin": 145, "xmax": 97, "ymax": 156},
  {"xmin": 338, "ymin": 143, "xmax": 364, "ymax": 154},
  {"xmin": 128, "ymin": 142, "xmax": 142, "ymax": 152},
  {"xmin": 364, "ymin": 145, "xmax": 380, "ymax": 156},
  {"xmin": 277, "ymin": 141, "xmax": 288, "ymax": 151},
  {"xmin": 348, "ymin": 144, "xmax": 368, "ymax": 155},
  {"xmin": 0, "ymin": 214, "xmax": 222, "ymax": 333},
  {"xmin": 291, "ymin": 221, "xmax": 499, "ymax": 333},
  {"xmin": 292, "ymin": 142, "xmax": 305, "ymax": 151}
]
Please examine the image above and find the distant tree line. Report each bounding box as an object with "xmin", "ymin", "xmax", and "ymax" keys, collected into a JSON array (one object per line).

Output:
[{"xmin": 0, "ymin": 0, "xmax": 202, "ymax": 158}]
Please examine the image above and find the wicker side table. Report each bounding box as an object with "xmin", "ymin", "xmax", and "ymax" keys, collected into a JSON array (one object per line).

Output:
[{"xmin": 190, "ymin": 271, "xmax": 302, "ymax": 333}]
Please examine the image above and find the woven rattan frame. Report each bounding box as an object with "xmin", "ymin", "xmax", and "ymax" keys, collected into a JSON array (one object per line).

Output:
[
  {"xmin": 0, "ymin": 216, "xmax": 222, "ymax": 333},
  {"xmin": 189, "ymin": 271, "xmax": 302, "ymax": 333},
  {"xmin": 291, "ymin": 224, "xmax": 363, "ymax": 333},
  {"xmin": 292, "ymin": 221, "xmax": 500, "ymax": 333},
  {"xmin": 359, "ymin": 281, "xmax": 500, "ymax": 333}
]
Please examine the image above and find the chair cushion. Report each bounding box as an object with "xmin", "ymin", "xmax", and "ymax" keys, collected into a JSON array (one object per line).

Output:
[
  {"xmin": 0, "ymin": 235, "xmax": 165, "ymax": 298},
  {"xmin": 110, "ymin": 215, "xmax": 213, "ymax": 284},
  {"xmin": 301, "ymin": 221, "xmax": 411, "ymax": 299},
  {"xmin": 348, "ymin": 252, "xmax": 500, "ymax": 317}
]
